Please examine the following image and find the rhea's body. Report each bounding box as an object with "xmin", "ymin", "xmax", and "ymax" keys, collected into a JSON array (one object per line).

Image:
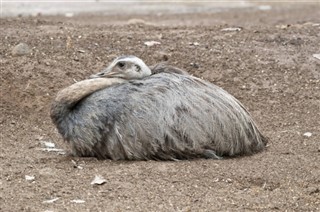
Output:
[{"xmin": 51, "ymin": 73, "xmax": 267, "ymax": 160}]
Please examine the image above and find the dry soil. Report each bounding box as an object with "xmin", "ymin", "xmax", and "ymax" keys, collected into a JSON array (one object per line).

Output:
[{"xmin": 0, "ymin": 4, "xmax": 319, "ymax": 212}]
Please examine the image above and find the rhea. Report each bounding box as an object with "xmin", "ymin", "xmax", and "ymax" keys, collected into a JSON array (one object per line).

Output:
[{"xmin": 51, "ymin": 56, "xmax": 267, "ymax": 160}]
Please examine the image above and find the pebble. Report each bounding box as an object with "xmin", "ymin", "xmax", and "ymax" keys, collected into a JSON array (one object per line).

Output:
[
  {"xmin": 189, "ymin": 42, "xmax": 200, "ymax": 46},
  {"xmin": 144, "ymin": 41, "xmax": 161, "ymax": 47},
  {"xmin": 313, "ymin": 54, "xmax": 320, "ymax": 60},
  {"xmin": 190, "ymin": 62, "xmax": 199, "ymax": 68},
  {"xmin": 221, "ymin": 27, "xmax": 242, "ymax": 32},
  {"xmin": 43, "ymin": 198, "xmax": 59, "ymax": 204},
  {"xmin": 91, "ymin": 175, "xmax": 107, "ymax": 185},
  {"xmin": 70, "ymin": 199, "xmax": 85, "ymax": 204},
  {"xmin": 303, "ymin": 132, "xmax": 312, "ymax": 137},
  {"xmin": 25, "ymin": 175, "xmax": 35, "ymax": 181},
  {"xmin": 12, "ymin": 43, "xmax": 31, "ymax": 56},
  {"xmin": 41, "ymin": 141, "xmax": 56, "ymax": 148}
]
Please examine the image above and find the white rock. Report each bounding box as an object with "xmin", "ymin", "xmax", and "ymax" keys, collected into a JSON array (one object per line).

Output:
[
  {"xmin": 189, "ymin": 42, "xmax": 200, "ymax": 46},
  {"xmin": 144, "ymin": 41, "xmax": 161, "ymax": 47},
  {"xmin": 221, "ymin": 27, "xmax": 242, "ymax": 32},
  {"xmin": 40, "ymin": 147, "xmax": 65, "ymax": 152},
  {"xmin": 70, "ymin": 199, "xmax": 85, "ymax": 204},
  {"xmin": 303, "ymin": 132, "xmax": 312, "ymax": 137},
  {"xmin": 91, "ymin": 175, "xmax": 107, "ymax": 185},
  {"xmin": 39, "ymin": 140, "xmax": 64, "ymax": 153},
  {"xmin": 41, "ymin": 141, "xmax": 56, "ymax": 148},
  {"xmin": 43, "ymin": 197, "xmax": 59, "ymax": 204},
  {"xmin": 71, "ymin": 160, "xmax": 83, "ymax": 169},
  {"xmin": 25, "ymin": 175, "xmax": 35, "ymax": 181},
  {"xmin": 313, "ymin": 54, "xmax": 320, "ymax": 60}
]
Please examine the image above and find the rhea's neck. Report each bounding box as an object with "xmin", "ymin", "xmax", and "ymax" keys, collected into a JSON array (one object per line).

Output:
[{"xmin": 55, "ymin": 77, "xmax": 127, "ymax": 105}]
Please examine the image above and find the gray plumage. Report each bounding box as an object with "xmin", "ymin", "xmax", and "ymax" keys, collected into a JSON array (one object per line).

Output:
[
  {"xmin": 51, "ymin": 59, "xmax": 267, "ymax": 160},
  {"xmin": 150, "ymin": 62, "xmax": 189, "ymax": 76}
]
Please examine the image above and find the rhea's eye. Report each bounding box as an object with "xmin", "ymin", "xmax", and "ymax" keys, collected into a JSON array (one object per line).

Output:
[
  {"xmin": 117, "ymin": 61, "xmax": 125, "ymax": 68},
  {"xmin": 135, "ymin": 65, "xmax": 141, "ymax": 72}
]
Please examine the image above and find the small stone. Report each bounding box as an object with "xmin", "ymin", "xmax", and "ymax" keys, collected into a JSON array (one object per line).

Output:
[
  {"xmin": 70, "ymin": 199, "xmax": 85, "ymax": 204},
  {"xmin": 313, "ymin": 54, "xmax": 320, "ymax": 60},
  {"xmin": 303, "ymin": 132, "xmax": 312, "ymax": 137},
  {"xmin": 221, "ymin": 27, "xmax": 242, "ymax": 32},
  {"xmin": 12, "ymin": 43, "xmax": 31, "ymax": 56},
  {"xmin": 144, "ymin": 41, "xmax": 161, "ymax": 47},
  {"xmin": 43, "ymin": 198, "xmax": 59, "ymax": 204},
  {"xmin": 41, "ymin": 141, "xmax": 55, "ymax": 148},
  {"xmin": 25, "ymin": 175, "xmax": 35, "ymax": 181},
  {"xmin": 71, "ymin": 160, "xmax": 83, "ymax": 169},
  {"xmin": 40, "ymin": 147, "xmax": 66, "ymax": 154},
  {"xmin": 190, "ymin": 63, "xmax": 199, "ymax": 68},
  {"xmin": 276, "ymin": 24, "xmax": 291, "ymax": 29},
  {"xmin": 189, "ymin": 42, "xmax": 200, "ymax": 46},
  {"xmin": 225, "ymin": 178, "xmax": 233, "ymax": 183},
  {"xmin": 91, "ymin": 175, "xmax": 107, "ymax": 185}
]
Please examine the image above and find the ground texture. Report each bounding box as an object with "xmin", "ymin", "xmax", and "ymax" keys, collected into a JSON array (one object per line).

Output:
[{"xmin": 1, "ymin": 4, "xmax": 320, "ymax": 211}]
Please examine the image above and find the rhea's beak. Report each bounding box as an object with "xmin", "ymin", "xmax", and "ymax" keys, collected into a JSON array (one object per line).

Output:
[{"xmin": 89, "ymin": 70, "xmax": 123, "ymax": 79}]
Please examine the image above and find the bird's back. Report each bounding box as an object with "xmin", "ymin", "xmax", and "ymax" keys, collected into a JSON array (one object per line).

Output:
[{"xmin": 62, "ymin": 73, "xmax": 267, "ymax": 160}]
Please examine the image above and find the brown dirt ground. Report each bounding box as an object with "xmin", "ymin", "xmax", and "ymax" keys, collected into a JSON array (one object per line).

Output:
[{"xmin": 1, "ymin": 4, "xmax": 320, "ymax": 211}]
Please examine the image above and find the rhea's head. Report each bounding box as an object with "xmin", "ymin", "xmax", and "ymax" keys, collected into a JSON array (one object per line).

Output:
[{"xmin": 90, "ymin": 55, "xmax": 152, "ymax": 80}]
